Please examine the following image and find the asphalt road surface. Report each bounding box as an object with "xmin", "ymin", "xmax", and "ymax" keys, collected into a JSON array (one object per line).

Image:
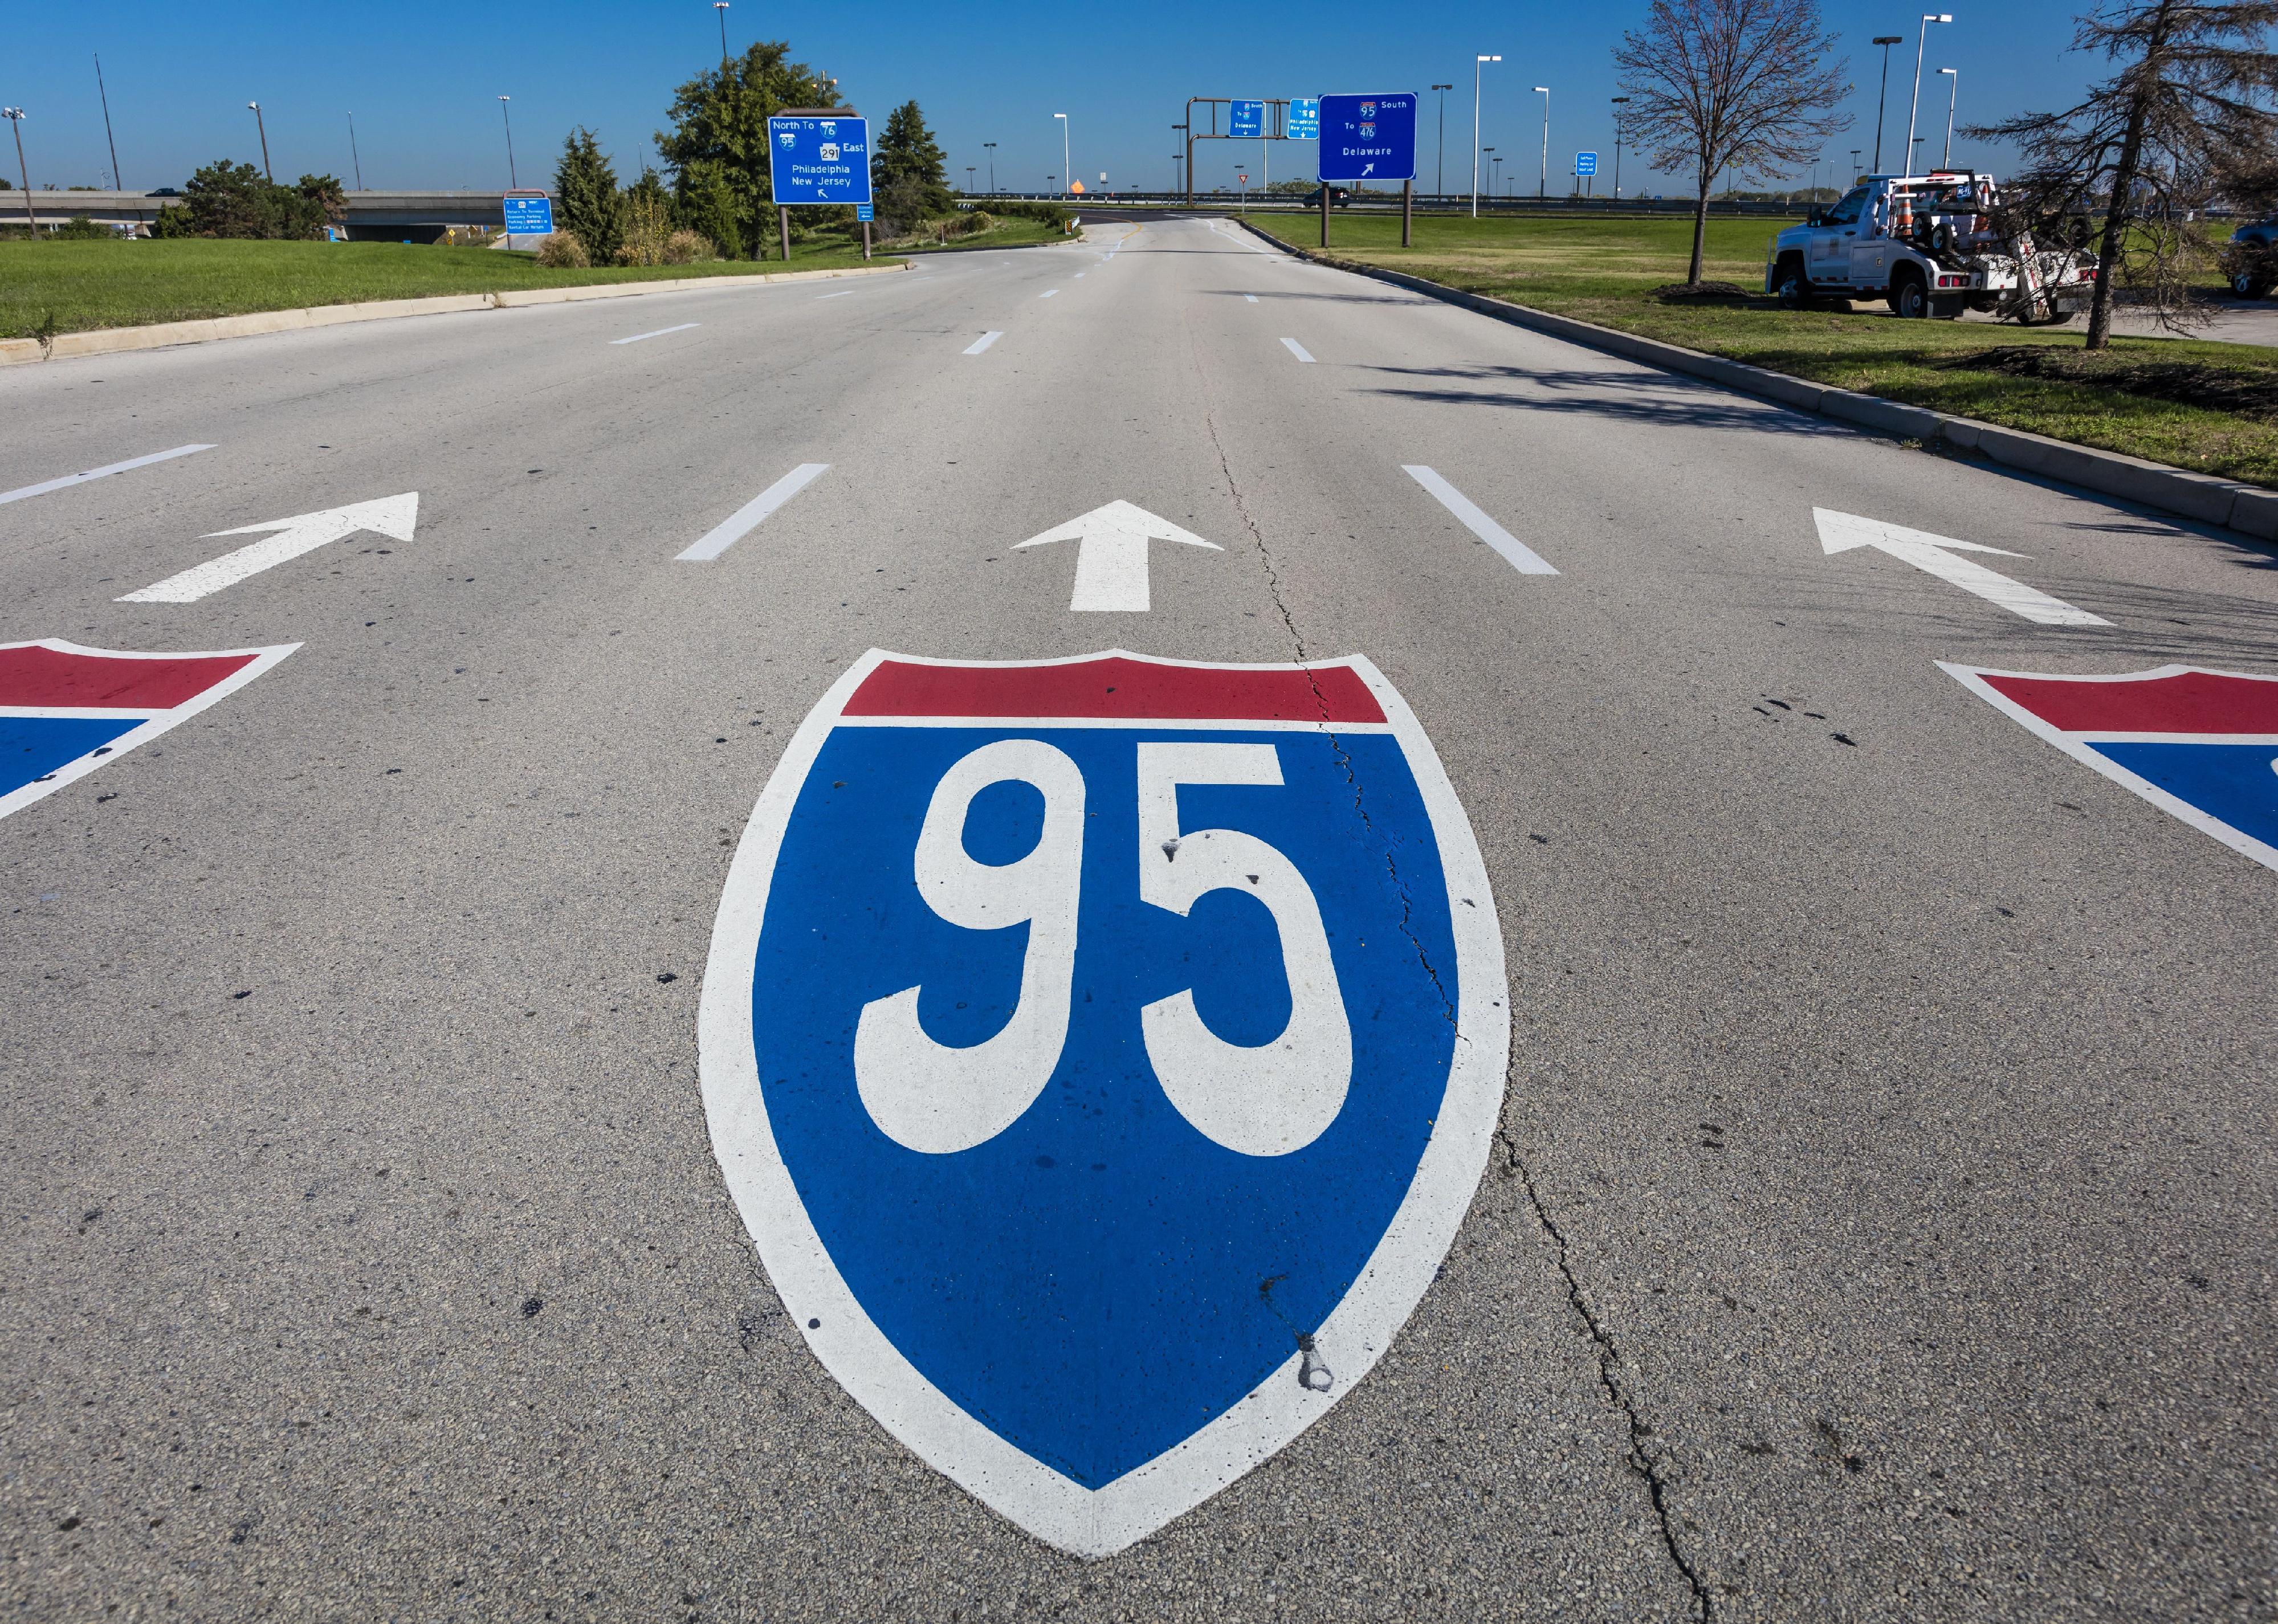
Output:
[{"xmin": 4, "ymin": 217, "xmax": 2274, "ymax": 1623}]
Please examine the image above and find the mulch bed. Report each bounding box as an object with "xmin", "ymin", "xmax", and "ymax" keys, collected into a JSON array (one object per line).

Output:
[{"xmin": 1939, "ymin": 344, "xmax": 2278, "ymax": 421}]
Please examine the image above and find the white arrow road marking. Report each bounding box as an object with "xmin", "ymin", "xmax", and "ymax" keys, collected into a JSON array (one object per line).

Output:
[
  {"xmin": 612, "ymin": 323, "xmax": 700, "ymax": 345},
  {"xmin": 1281, "ymin": 337, "xmax": 1315, "ymax": 363},
  {"xmin": 0, "ymin": 444, "xmax": 214, "ymax": 508},
  {"xmin": 1404, "ymin": 467, "xmax": 1559, "ymax": 576},
  {"xmin": 964, "ymin": 331, "xmax": 1004, "ymax": 354},
  {"xmin": 677, "ymin": 464, "xmax": 830, "ymax": 562},
  {"xmin": 1815, "ymin": 508, "xmax": 2110, "ymax": 627},
  {"xmin": 119, "ymin": 493, "xmax": 419, "ymax": 603},
  {"xmin": 1016, "ymin": 499, "xmax": 1224, "ymax": 612}
]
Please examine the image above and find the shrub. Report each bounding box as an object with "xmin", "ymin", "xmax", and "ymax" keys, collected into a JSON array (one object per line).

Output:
[
  {"xmin": 975, "ymin": 198, "xmax": 1066, "ymax": 229},
  {"xmin": 536, "ymin": 230, "xmax": 589, "ymax": 268},
  {"xmin": 54, "ymin": 214, "xmax": 116, "ymax": 240},
  {"xmin": 663, "ymin": 229, "xmax": 711, "ymax": 264},
  {"xmin": 149, "ymin": 203, "xmax": 194, "ymax": 238}
]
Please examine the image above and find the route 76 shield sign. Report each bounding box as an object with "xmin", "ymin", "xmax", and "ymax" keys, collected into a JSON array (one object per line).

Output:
[{"xmin": 699, "ymin": 651, "xmax": 1509, "ymax": 1556}]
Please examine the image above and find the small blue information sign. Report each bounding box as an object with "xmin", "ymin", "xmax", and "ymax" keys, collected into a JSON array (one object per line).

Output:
[
  {"xmin": 1576, "ymin": 151, "xmax": 1599, "ymax": 177},
  {"xmin": 501, "ymin": 193, "xmax": 555, "ymax": 236},
  {"xmin": 768, "ymin": 114, "xmax": 873, "ymax": 206},
  {"xmin": 1317, "ymin": 93, "xmax": 1417, "ymax": 183},
  {"xmin": 857, "ymin": 203, "xmax": 874, "ymax": 221},
  {"xmin": 1286, "ymin": 98, "xmax": 1319, "ymax": 140},
  {"xmin": 1228, "ymin": 100, "xmax": 1265, "ymax": 138}
]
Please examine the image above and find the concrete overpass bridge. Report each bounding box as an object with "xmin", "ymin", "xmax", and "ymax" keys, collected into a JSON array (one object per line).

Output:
[{"xmin": 0, "ymin": 189, "xmax": 536, "ymax": 243}]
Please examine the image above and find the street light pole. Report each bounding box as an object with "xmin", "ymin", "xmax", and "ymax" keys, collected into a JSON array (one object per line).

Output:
[
  {"xmin": 348, "ymin": 112, "xmax": 364, "ymax": 190},
  {"xmin": 1472, "ymin": 54, "xmax": 1499, "ymax": 218},
  {"xmin": 94, "ymin": 56, "xmax": 123, "ymax": 192},
  {"xmin": 1054, "ymin": 113, "xmax": 1069, "ymax": 199},
  {"xmin": 1904, "ymin": 15, "xmax": 1951, "ymax": 175},
  {"xmin": 1611, "ymin": 96, "xmax": 1629, "ymax": 201},
  {"xmin": 714, "ymin": 2, "xmax": 730, "ymax": 66},
  {"xmin": 1533, "ymin": 86, "xmax": 1550, "ymax": 199},
  {"xmin": 248, "ymin": 102, "xmax": 272, "ymax": 182},
  {"xmin": 3, "ymin": 109, "xmax": 34, "ymax": 235},
  {"xmin": 985, "ymin": 142, "xmax": 997, "ymax": 194},
  {"xmin": 1431, "ymin": 84, "xmax": 1452, "ymax": 198},
  {"xmin": 1938, "ymin": 68, "xmax": 1958, "ymax": 169},
  {"xmin": 498, "ymin": 96, "xmax": 516, "ymax": 189},
  {"xmin": 1871, "ymin": 36, "xmax": 1903, "ymax": 171}
]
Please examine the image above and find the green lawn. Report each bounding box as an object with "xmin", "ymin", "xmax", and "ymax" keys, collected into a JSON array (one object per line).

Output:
[
  {"xmin": 896, "ymin": 217, "xmax": 1066, "ymax": 253},
  {"xmin": 0, "ymin": 236, "xmax": 895, "ymax": 340},
  {"xmin": 1248, "ymin": 211, "xmax": 2278, "ymax": 488}
]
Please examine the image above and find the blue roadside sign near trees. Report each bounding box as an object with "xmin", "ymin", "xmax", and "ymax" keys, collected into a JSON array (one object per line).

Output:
[{"xmin": 768, "ymin": 115, "xmax": 873, "ymax": 205}]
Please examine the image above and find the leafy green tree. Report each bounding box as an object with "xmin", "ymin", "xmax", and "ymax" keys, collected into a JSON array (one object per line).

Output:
[
  {"xmin": 180, "ymin": 160, "xmax": 271, "ymax": 237},
  {"xmin": 874, "ymin": 100, "xmax": 952, "ymax": 228},
  {"xmin": 294, "ymin": 174, "xmax": 346, "ymax": 230},
  {"xmin": 655, "ymin": 40, "xmax": 841, "ymax": 258},
  {"xmin": 553, "ymin": 128, "xmax": 626, "ymax": 266}
]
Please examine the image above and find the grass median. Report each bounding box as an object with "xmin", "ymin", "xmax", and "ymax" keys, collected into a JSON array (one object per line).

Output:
[
  {"xmin": 0, "ymin": 236, "xmax": 900, "ymax": 341},
  {"xmin": 1246, "ymin": 210, "xmax": 2278, "ymax": 489}
]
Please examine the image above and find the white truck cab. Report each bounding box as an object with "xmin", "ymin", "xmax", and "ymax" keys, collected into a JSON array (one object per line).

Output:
[{"xmin": 1766, "ymin": 171, "xmax": 2097, "ymax": 325}]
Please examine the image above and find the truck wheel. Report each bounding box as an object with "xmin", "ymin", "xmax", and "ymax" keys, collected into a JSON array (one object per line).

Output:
[
  {"xmin": 2016, "ymin": 300, "xmax": 2071, "ymax": 327},
  {"xmin": 1889, "ymin": 268, "xmax": 1930, "ymax": 319},
  {"xmin": 2234, "ymin": 271, "xmax": 2273, "ymax": 299},
  {"xmin": 1774, "ymin": 257, "xmax": 1811, "ymax": 309}
]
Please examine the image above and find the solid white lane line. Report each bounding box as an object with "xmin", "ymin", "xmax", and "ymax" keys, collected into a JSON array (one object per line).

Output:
[
  {"xmin": 964, "ymin": 331, "xmax": 1005, "ymax": 354},
  {"xmin": 1040, "ymin": 289, "xmax": 1061, "ymax": 299},
  {"xmin": 1403, "ymin": 466, "xmax": 1559, "ymax": 577},
  {"xmin": 1280, "ymin": 337, "xmax": 1315, "ymax": 363},
  {"xmin": 611, "ymin": 323, "xmax": 700, "ymax": 345},
  {"xmin": 676, "ymin": 464, "xmax": 830, "ymax": 562},
  {"xmin": 0, "ymin": 444, "xmax": 215, "ymax": 508}
]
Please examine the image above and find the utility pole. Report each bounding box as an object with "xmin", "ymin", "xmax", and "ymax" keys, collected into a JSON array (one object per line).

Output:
[
  {"xmin": 1871, "ymin": 36, "xmax": 1903, "ymax": 172},
  {"xmin": 1472, "ymin": 54, "xmax": 1499, "ymax": 218},
  {"xmin": 985, "ymin": 141, "xmax": 997, "ymax": 193},
  {"xmin": 348, "ymin": 112, "xmax": 364, "ymax": 189},
  {"xmin": 1054, "ymin": 112, "xmax": 1069, "ymax": 199},
  {"xmin": 248, "ymin": 102, "xmax": 273, "ymax": 182},
  {"xmin": 1431, "ymin": 84, "xmax": 1452, "ymax": 197},
  {"xmin": 3, "ymin": 109, "xmax": 34, "ymax": 236},
  {"xmin": 498, "ymin": 96, "xmax": 516, "ymax": 189},
  {"xmin": 1938, "ymin": 68, "xmax": 1958, "ymax": 169},
  {"xmin": 1533, "ymin": 86, "xmax": 1550, "ymax": 199},
  {"xmin": 1905, "ymin": 14, "xmax": 1953, "ymax": 174},
  {"xmin": 1611, "ymin": 96, "xmax": 1629, "ymax": 201},
  {"xmin": 94, "ymin": 56, "xmax": 123, "ymax": 192}
]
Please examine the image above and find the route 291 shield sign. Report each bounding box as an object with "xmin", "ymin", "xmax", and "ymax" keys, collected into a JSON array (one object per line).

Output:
[
  {"xmin": 699, "ymin": 651, "xmax": 1509, "ymax": 1556},
  {"xmin": 1943, "ymin": 662, "xmax": 2278, "ymax": 873}
]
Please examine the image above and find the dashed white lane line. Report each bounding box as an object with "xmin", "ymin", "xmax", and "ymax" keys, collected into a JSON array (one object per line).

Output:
[
  {"xmin": 1040, "ymin": 289, "xmax": 1061, "ymax": 299},
  {"xmin": 676, "ymin": 464, "xmax": 831, "ymax": 562},
  {"xmin": 1403, "ymin": 467, "xmax": 1559, "ymax": 576},
  {"xmin": 611, "ymin": 323, "xmax": 700, "ymax": 345},
  {"xmin": 1245, "ymin": 294, "xmax": 1258, "ymax": 303},
  {"xmin": 814, "ymin": 290, "xmax": 856, "ymax": 300},
  {"xmin": 964, "ymin": 331, "xmax": 1005, "ymax": 355},
  {"xmin": 0, "ymin": 444, "xmax": 214, "ymax": 507},
  {"xmin": 1280, "ymin": 337, "xmax": 1315, "ymax": 363}
]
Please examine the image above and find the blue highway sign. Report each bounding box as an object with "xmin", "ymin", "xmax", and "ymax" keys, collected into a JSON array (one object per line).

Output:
[
  {"xmin": 500, "ymin": 194, "xmax": 554, "ymax": 235},
  {"xmin": 699, "ymin": 650, "xmax": 1509, "ymax": 1556},
  {"xmin": 768, "ymin": 114, "xmax": 873, "ymax": 206},
  {"xmin": 1318, "ymin": 93, "xmax": 1417, "ymax": 183},
  {"xmin": 1286, "ymin": 97, "xmax": 1319, "ymax": 140},
  {"xmin": 1229, "ymin": 100, "xmax": 1266, "ymax": 138},
  {"xmin": 857, "ymin": 203, "xmax": 874, "ymax": 221},
  {"xmin": 1576, "ymin": 150, "xmax": 1599, "ymax": 177}
]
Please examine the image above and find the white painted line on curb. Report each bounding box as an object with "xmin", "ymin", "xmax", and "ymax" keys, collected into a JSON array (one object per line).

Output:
[
  {"xmin": 0, "ymin": 444, "xmax": 215, "ymax": 508},
  {"xmin": 120, "ymin": 493, "xmax": 419, "ymax": 603},
  {"xmin": 964, "ymin": 331, "xmax": 1005, "ymax": 354},
  {"xmin": 1040, "ymin": 289, "xmax": 1061, "ymax": 299},
  {"xmin": 678, "ymin": 464, "xmax": 831, "ymax": 562},
  {"xmin": 1280, "ymin": 337, "xmax": 1315, "ymax": 364},
  {"xmin": 612, "ymin": 323, "xmax": 701, "ymax": 345},
  {"xmin": 1403, "ymin": 467, "xmax": 1559, "ymax": 577}
]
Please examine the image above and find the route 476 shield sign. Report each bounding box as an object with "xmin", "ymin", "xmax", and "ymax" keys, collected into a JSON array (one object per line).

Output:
[{"xmin": 699, "ymin": 651, "xmax": 1509, "ymax": 1556}]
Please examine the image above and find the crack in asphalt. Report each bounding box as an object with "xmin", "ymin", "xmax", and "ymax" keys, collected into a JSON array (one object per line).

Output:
[{"xmin": 1499, "ymin": 1126, "xmax": 1715, "ymax": 1621}]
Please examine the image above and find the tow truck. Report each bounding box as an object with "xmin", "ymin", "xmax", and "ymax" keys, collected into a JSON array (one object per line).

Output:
[{"xmin": 1764, "ymin": 170, "xmax": 2098, "ymax": 324}]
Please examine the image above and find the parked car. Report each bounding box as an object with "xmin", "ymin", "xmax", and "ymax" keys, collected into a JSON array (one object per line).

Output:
[{"xmin": 2226, "ymin": 218, "xmax": 2278, "ymax": 297}]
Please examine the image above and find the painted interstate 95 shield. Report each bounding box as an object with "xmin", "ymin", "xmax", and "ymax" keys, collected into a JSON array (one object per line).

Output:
[{"xmin": 698, "ymin": 651, "xmax": 1509, "ymax": 1555}]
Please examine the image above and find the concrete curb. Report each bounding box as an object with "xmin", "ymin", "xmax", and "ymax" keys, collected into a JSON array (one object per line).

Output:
[
  {"xmin": 1241, "ymin": 219, "xmax": 2278, "ymax": 545},
  {"xmin": 0, "ymin": 260, "xmax": 912, "ymax": 369}
]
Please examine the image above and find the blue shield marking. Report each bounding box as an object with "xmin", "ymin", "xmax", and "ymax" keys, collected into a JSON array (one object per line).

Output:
[{"xmin": 700, "ymin": 651, "xmax": 1509, "ymax": 1554}]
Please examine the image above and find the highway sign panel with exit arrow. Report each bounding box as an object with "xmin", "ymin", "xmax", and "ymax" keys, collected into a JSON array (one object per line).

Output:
[
  {"xmin": 1229, "ymin": 100, "xmax": 1265, "ymax": 138},
  {"xmin": 1318, "ymin": 93, "xmax": 1416, "ymax": 183},
  {"xmin": 769, "ymin": 115, "xmax": 873, "ymax": 205},
  {"xmin": 1286, "ymin": 98, "xmax": 1319, "ymax": 140}
]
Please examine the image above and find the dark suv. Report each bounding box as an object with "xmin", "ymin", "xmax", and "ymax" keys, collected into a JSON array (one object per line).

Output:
[{"xmin": 2227, "ymin": 217, "xmax": 2278, "ymax": 297}]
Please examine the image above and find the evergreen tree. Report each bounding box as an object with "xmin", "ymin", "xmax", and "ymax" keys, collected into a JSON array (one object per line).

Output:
[
  {"xmin": 874, "ymin": 100, "xmax": 952, "ymax": 227},
  {"xmin": 1967, "ymin": 0, "xmax": 2278, "ymax": 347},
  {"xmin": 655, "ymin": 40, "xmax": 841, "ymax": 259},
  {"xmin": 553, "ymin": 128, "xmax": 626, "ymax": 266}
]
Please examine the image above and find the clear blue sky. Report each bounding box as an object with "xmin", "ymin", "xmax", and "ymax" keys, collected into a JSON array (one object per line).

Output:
[{"xmin": 9, "ymin": 1, "xmax": 2092, "ymax": 197}]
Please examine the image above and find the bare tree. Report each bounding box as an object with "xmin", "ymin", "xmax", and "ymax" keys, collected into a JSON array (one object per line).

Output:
[
  {"xmin": 1614, "ymin": 0, "xmax": 1853, "ymax": 286},
  {"xmin": 1967, "ymin": 1, "xmax": 2278, "ymax": 349}
]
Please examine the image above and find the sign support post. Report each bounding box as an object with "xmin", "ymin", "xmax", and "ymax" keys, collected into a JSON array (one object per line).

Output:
[
  {"xmin": 1402, "ymin": 178, "xmax": 1412, "ymax": 246},
  {"xmin": 779, "ymin": 204, "xmax": 791, "ymax": 263},
  {"xmin": 1320, "ymin": 175, "xmax": 1330, "ymax": 247}
]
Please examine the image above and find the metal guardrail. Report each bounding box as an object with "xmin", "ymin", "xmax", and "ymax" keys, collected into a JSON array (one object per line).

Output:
[{"xmin": 961, "ymin": 191, "xmax": 1807, "ymax": 217}]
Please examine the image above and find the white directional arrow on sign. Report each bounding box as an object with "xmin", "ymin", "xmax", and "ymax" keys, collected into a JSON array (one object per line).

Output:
[
  {"xmin": 1814, "ymin": 508, "xmax": 2110, "ymax": 627},
  {"xmin": 1016, "ymin": 500, "xmax": 1223, "ymax": 612},
  {"xmin": 120, "ymin": 493, "xmax": 420, "ymax": 604}
]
